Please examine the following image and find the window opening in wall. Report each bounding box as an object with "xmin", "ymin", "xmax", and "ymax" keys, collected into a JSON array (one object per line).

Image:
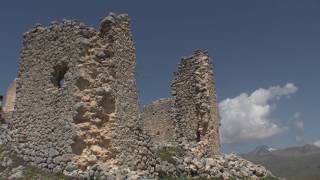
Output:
[
  {"xmin": 59, "ymin": 79, "xmax": 65, "ymax": 87},
  {"xmin": 51, "ymin": 62, "xmax": 69, "ymax": 88}
]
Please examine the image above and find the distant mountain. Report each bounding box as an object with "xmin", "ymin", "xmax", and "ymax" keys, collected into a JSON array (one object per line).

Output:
[
  {"xmin": 241, "ymin": 144, "xmax": 320, "ymax": 180},
  {"xmin": 246, "ymin": 145, "xmax": 273, "ymax": 156}
]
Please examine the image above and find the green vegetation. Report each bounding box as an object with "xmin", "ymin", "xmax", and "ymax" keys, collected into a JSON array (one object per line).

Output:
[
  {"xmin": 24, "ymin": 166, "xmax": 60, "ymax": 180},
  {"xmin": 1, "ymin": 164, "xmax": 67, "ymax": 180},
  {"xmin": 157, "ymin": 146, "xmax": 184, "ymax": 164},
  {"xmin": 260, "ymin": 176, "xmax": 280, "ymax": 180}
]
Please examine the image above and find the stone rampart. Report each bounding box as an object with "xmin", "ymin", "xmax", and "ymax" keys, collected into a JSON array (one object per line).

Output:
[{"xmin": 9, "ymin": 13, "xmax": 156, "ymax": 178}]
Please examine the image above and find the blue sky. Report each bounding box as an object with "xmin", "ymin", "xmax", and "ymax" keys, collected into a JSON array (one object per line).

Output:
[{"xmin": 0, "ymin": 0, "xmax": 319, "ymax": 153}]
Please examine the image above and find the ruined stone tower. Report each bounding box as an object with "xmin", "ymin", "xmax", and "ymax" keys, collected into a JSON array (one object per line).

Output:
[
  {"xmin": 141, "ymin": 50, "xmax": 220, "ymax": 156},
  {"xmin": 10, "ymin": 13, "xmax": 156, "ymax": 175},
  {"xmin": 171, "ymin": 50, "xmax": 220, "ymax": 156}
]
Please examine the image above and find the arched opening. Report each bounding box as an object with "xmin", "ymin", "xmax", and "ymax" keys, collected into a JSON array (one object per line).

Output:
[{"xmin": 51, "ymin": 62, "xmax": 69, "ymax": 88}]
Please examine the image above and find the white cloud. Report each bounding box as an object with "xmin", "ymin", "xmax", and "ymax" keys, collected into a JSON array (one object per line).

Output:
[
  {"xmin": 220, "ymin": 83, "xmax": 298, "ymax": 144},
  {"xmin": 314, "ymin": 140, "xmax": 320, "ymax": 147}
]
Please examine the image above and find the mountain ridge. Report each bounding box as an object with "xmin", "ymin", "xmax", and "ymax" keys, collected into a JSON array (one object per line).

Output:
[{"xmin": 241, "ymin": 144, "xmax": 320, "ymax": 180}]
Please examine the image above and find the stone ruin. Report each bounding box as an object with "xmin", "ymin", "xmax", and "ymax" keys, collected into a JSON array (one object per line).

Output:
[
  {"xmin": 172, "ymin": 50, "xmax": 220, "ymax": 156},
  {"xmin": 142, "ymin": 50, "xmax": 220, "ymax": 157},
  {"xmin": 0, "ymin": 12, "xmax": 272, "ymax": 179},
  {"xmin": 6, "ymin": 13, "xmax": 156, "ymax": 178}
]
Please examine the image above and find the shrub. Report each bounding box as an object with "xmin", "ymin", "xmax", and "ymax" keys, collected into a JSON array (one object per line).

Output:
[{"xmin": 157, "ymin": 146, "xmax": 183, "ymax": 164}]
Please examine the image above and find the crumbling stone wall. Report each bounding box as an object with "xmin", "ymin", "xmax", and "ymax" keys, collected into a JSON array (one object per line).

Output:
[
  {"xmin": 141, "ymin": 98, "xmax": 174, "ymax": 144},
  {"xmin": 9, "ymin": 13, "xmax": 156, "ymax": 176},
  {"xmin": 141, "ymin": 50, "xmax": 220, "ymax": 156},
  {"xmin": 171, "ymin": 50, "xmax": 220, "ymax": 156}
]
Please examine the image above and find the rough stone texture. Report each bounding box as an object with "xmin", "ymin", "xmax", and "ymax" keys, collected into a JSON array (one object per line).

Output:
[
  {"xmin": 0, "ymin": 124, "xmax": 9, "ymax": 146},
  {"xmin": 157, "ymin": 147, "xmax": 272, "ymax": 179},
  {"xmin": 141, "ymin": 51, "xmax": 220, "ymax": 157},
  {"xmin": 3, "ymin": 79, "xmax": 16, "ymax": 121},
  {"xmin": 171, "ymin": 50, "xmax": 220, "ymax": 157},
  {"xmin": 141, "ymin": 98, "xmax": 174, "ymax": 144},
  {"xmin": 154, "ymin": 143, "xmax": 272, "ymax": 179},
  {"xmin": 9, "ymin": 13, "xmax": 156, "ymax": 178}
]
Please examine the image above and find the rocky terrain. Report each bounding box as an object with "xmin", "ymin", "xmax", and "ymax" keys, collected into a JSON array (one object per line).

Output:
[
  {"xmin": 242, "ymin": 144, "xmax": 320, "ymax": 180},
  {"xmin": 156, "ymin": 144, "xmax": 272, "ymax": 179},
  {"xmin": 1, "ymin": 124, "xmax": 275, "ymax": 179}
]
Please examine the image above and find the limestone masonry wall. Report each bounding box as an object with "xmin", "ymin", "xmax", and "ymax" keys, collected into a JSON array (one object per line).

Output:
[
  {"xmin": 9, "ymin": 13, "xmax": 156, "ymax": 177},
  {"xmin": 171, "ymin": 50, "xmax": 220, "ymax": 156},
  {"xmin": 141, "ymin": 50, "xmax": 220, "ymax": 156},
  {"xmin": 141, "ymin": 98, "xmax": 174, "ymax": 144}
]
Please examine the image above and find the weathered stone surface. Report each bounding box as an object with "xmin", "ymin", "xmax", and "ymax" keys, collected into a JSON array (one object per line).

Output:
[
  {"xmin": 141, "ymin": 98, "xmax": 174, "ymax": 144},
  {"xmin": 142, "ymin": 50, "xmax": 221, "ymax": 157},
  {"xmin": 8, "ymin": 12, "xmax": 156, "ymax": 179},
  {"xmin": 171, "ymin": 50, "xmax": 220, "ymax": 157},
  {"xmin": 156, "ymin": 143, "xmax": 272, "ymax": 179},
  {"xmin": 0, "ymin": 124, "xmax": 9, "ymax": 145}
]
